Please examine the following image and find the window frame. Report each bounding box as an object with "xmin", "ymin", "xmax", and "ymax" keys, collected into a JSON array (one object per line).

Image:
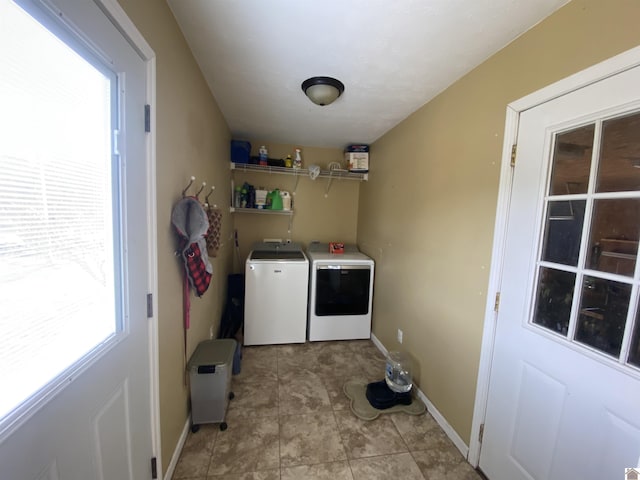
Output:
[{"xmin": 0, "ymin": 0, "xmax": 130, "ymax": 440}]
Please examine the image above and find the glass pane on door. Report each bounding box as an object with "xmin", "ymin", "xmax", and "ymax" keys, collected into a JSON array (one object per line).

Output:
[
  {"xmin": 0, "ymin": 0, "xmax": 118, "ymax": 422},
  {"xmin": 575, "ymin": 276, "xmax": 630, "ymax": 357},
  {"xmin": 532, "ymin": 267, "xmax": 575, "ymax": 336},
  {"xmin": 596, "ymin": 111, "xmax": 640, "ymax": 193},
  {"xmin": 541, "ymin": 200, "xmax": 586, "ymax": 266},
  {"xmin": 548, "ymin": 124, "xmax": 594, "ymax": 196},
  {"xmin": 585, "ymin": 199, "xmax": 640, "ymax": 276}
]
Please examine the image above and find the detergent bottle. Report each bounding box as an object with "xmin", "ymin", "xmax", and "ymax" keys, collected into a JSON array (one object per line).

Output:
[
  {"xmin": 270, "ymin": 189, "xmax": 283, "ymax": 210},
  {"xmin": 280, "ymin": 191, "xmax": 291, "ymax": 211}
]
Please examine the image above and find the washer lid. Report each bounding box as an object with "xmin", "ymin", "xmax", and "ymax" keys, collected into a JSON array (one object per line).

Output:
[{"xmin": 250, "ymin": 250, "xmax": 306, "ymax": 260}]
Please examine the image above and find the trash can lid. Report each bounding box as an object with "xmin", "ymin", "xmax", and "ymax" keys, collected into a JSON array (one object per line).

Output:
[{"xmin": 187, "ymin": 339, "xmax": 237, "ymax": 370}]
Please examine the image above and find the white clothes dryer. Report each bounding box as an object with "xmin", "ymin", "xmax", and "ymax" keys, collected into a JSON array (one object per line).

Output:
[{"xmin": 306, "ymin": 242, "xmax": 374, "ymax": 341}]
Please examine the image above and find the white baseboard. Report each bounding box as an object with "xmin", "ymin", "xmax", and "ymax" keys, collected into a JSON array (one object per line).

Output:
[
  {"xmin": 369, "ymin": 332, "xmax": 385, "ymax": 354},
  {"xmin": 164, "ymin": 417, "xmax": 190, "ymax": 480},
  {"xmin": 369, "ymin": 333, "xmax": 469, "ymax": 459}
]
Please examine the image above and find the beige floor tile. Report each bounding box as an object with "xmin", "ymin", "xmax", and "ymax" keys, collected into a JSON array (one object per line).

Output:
[
  {"xmin": 305, "ymin": 340, "xmax": 354, "ymax": 354},
  {"xmin": 278, "ymin": 370, "xmax": 332, "ymax": 415},
  {"xmin": 446, "ymin": 461, "xmax": 483, "ymax": 480},
  {"xmin": 335, "ymin": 410, "xmax": 408, "ymax": 459},
  {"xmin": 226, "ymin": 378, "xmax": 278, "ymax": 419},
  {"xmin": 281, "ymin": 461, "xmax": 354, "ymax": 480},
  {"xmin": 390, "ymin": 411, "xmax": 446, "ymax": 451},
  {"xmin": 206, "ymin": 470, "xmax": 280, "ymax": 479},
  {"xmin": 279, "ymin": 412, "xmax": 347, "ymax": 467},
  {"xmin": 208, "ymin": 417, "xmax": 279, "ymax": 476},
  {"xmin": 233, "ymin": 346, "xmax": 278, "ymax": 384},
  {"xmin": 314, "ymin": 349, "xmax": 367, "ymax": 379},
  {"xmin": 355, "ymin": 354, "xmax": 388, "ymax": 381},
  {"xmin": 176, "ymin": 340, "xmax": 475, "ymax": 480},
  {"xmin": 351, "ymin": 342, "xmax": 386, "ymax": 366},
  {"xmin": 346, "ymin": 339, "xmax": 377, "ymax": 352},
  {"xmin": 173, "ymin": 424, "xmax": 218, "ymax": 478},
  {"xmin": 323, "ymin": 374, "xmax": 369, "ymax": 411},
  {"xmin": 243, "ymin": 345, "xmax": 279, "ymax": 362},
  {"xmin": 277, "ymin": 344, "xmax": 320, "ymax": 375},
  {"xmin": 349, "ymin": 452, "xmax": 425, "ymax": 480},
  {"xmin": 412, "ymin": 448, "xmax": 482, "ymax": 480}
]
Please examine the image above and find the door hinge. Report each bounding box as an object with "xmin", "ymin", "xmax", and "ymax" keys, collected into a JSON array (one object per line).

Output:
[
  {"xmin": 479, "ymin": 423, "xmax": 485, "ymax": 443},
  {"xmin": 147, "ymin": 293, "xmax": 153, "ymax": 318},
  {"xmin": 144, "ymin": 104, "xmax": 151, "ymax": 133},
  {"xmin": 494, "ymin": 292, "xmax": 500, "ymax": 313},
  {"xmin": 510, "ymin": 144, "xmax": 517, "ymax": 167},
  {"xmin": 151, "ymin": 456, "xmax": 158, "ymax": 479}
]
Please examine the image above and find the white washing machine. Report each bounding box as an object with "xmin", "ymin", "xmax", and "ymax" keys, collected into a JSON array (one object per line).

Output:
[
  {"xmin": 244, "ymin": 242, "xmax": 309, "ymax": 345},
  {"xmin": 306, "ymin": 242, "xmax": 375, "ymax": 341}
]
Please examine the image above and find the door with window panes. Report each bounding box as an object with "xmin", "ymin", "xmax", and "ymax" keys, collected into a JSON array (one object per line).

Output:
[
  {"xmin": 480, "ymin": 64, "xmax": 640, "ymax": 480},
  {"xmin": 0, "ymin": 0, "xmax": 154, "ymax": 478}
]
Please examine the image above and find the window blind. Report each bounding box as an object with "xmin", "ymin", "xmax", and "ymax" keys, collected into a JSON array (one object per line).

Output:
[{"xmin": 0, "ymin": 0, "xmax": 118, "ymax": 422}]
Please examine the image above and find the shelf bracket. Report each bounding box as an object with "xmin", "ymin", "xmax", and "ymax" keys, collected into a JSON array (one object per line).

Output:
[
  {"xmin": 324, "ymin": 173, "xmax": 335, "ymax": 197},
  {"xmin": 293, "ymin": 173, "xmax": 301, "ymax": 195}
]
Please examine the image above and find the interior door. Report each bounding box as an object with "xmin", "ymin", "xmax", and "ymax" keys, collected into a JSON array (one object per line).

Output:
[
  {"xmin": 0, "ymin": 0, "xmax": 153, "ymax": 478},
  {"xmin": 480, "ymin": 65, "xmax": 640, "ymax": 479}
]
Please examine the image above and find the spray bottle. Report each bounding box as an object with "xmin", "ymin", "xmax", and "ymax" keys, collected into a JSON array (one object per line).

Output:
[{"xmin": 293, "ymin": 148, "xmax": 302, "ymax": 169}]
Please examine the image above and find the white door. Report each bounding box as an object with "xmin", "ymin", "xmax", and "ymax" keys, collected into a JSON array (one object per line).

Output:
[
  {"xmin": 0, "ymin": 0, "xmax": 154, "ymax": 479},
  {"xmin": 480, "ymin": 65, "xmax": 640, "ymax": 479}
]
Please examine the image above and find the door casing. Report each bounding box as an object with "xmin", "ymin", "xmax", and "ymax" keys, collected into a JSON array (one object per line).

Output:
[
  {"xmin": 469, "ymin": 44, "xmax": 640, "ymax": 467},
  {"xmin": 88, "ymin": 0, "xmax": 161, "ymax": 474}
]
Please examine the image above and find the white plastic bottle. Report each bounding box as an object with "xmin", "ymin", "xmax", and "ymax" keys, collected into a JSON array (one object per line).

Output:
[
  {"xmin": 293, "ymin": 148, "xmax": 302, "ymax": 169},
  {"xmin": 259, "ymin": 145, "xmax": 268, "ymax": 166}
]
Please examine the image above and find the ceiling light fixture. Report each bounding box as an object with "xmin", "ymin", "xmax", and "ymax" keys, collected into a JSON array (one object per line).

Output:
[{"xmin": 301, "ymin": 76, "xmax": 345, "ymax": 106}]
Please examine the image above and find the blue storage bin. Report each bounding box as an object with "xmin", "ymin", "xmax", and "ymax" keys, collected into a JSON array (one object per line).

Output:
[{"xmin": 231, "ymin": 140, "xmax": 251, "ymax": 164}]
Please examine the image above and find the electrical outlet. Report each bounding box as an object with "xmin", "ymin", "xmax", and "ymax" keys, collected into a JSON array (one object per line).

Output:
[
  {"xmin": 209, "ymin": 326, "xmax": 214, "ymax": 339},
  {"xmin": 397, "ymin": 328, "xmax": 403, "ymax": 344}
]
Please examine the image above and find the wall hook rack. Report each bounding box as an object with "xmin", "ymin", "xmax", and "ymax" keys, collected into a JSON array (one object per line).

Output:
[
  {"xmin": 182, "ymin": 176, "xmax": 196, "ymax": 197},
  {"xmin": 182, "ymin": 177, "xmax": 215, "ymax": 203},
  {"xmin": 195, "ymin": 181, "xmax": 207, "ymax": 198},
  {"xmin": 205, "ymin": 186, "xmax": 216, "ymax": 208}
]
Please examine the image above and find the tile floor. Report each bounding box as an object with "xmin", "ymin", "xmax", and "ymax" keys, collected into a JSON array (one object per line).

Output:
[{"xmin": 173, "ymin": 339, "xmax": 483, "ymax": 480}]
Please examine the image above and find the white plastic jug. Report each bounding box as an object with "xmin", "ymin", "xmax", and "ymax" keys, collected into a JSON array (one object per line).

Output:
[{"xmin": 280, "ymin": 191, "xmax": 291, "ymax": 211}]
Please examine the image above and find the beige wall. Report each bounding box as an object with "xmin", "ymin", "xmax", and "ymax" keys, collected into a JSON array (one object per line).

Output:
[
  {"xmin": 117, "ymin": 0, "xmax": 232, "ymax": 472},
  {"xmin": 231, "ymin": 142, "xmax": 359, "ymax": 265},
  {"xmin": 114, "ymin": 0, "xmax": 640, "ymax": 470},
  {"xmin": 358, "ymin": 0, "xmax": 640, "ymax": 445}
]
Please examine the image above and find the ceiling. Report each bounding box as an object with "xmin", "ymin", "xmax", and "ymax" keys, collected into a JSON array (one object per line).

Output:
[{"xmin": 166, "ymin": 0, "xmax": 569, "ymax": 149}]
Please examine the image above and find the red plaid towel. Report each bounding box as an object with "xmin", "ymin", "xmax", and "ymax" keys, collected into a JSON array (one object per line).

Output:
[
  {"xmin": 172, "ymin": 197, "xmax": 212, "ymax": 298},
  {"xmin": 178, "ymin": 236, "xmax": 212, "ymax": 297}
]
